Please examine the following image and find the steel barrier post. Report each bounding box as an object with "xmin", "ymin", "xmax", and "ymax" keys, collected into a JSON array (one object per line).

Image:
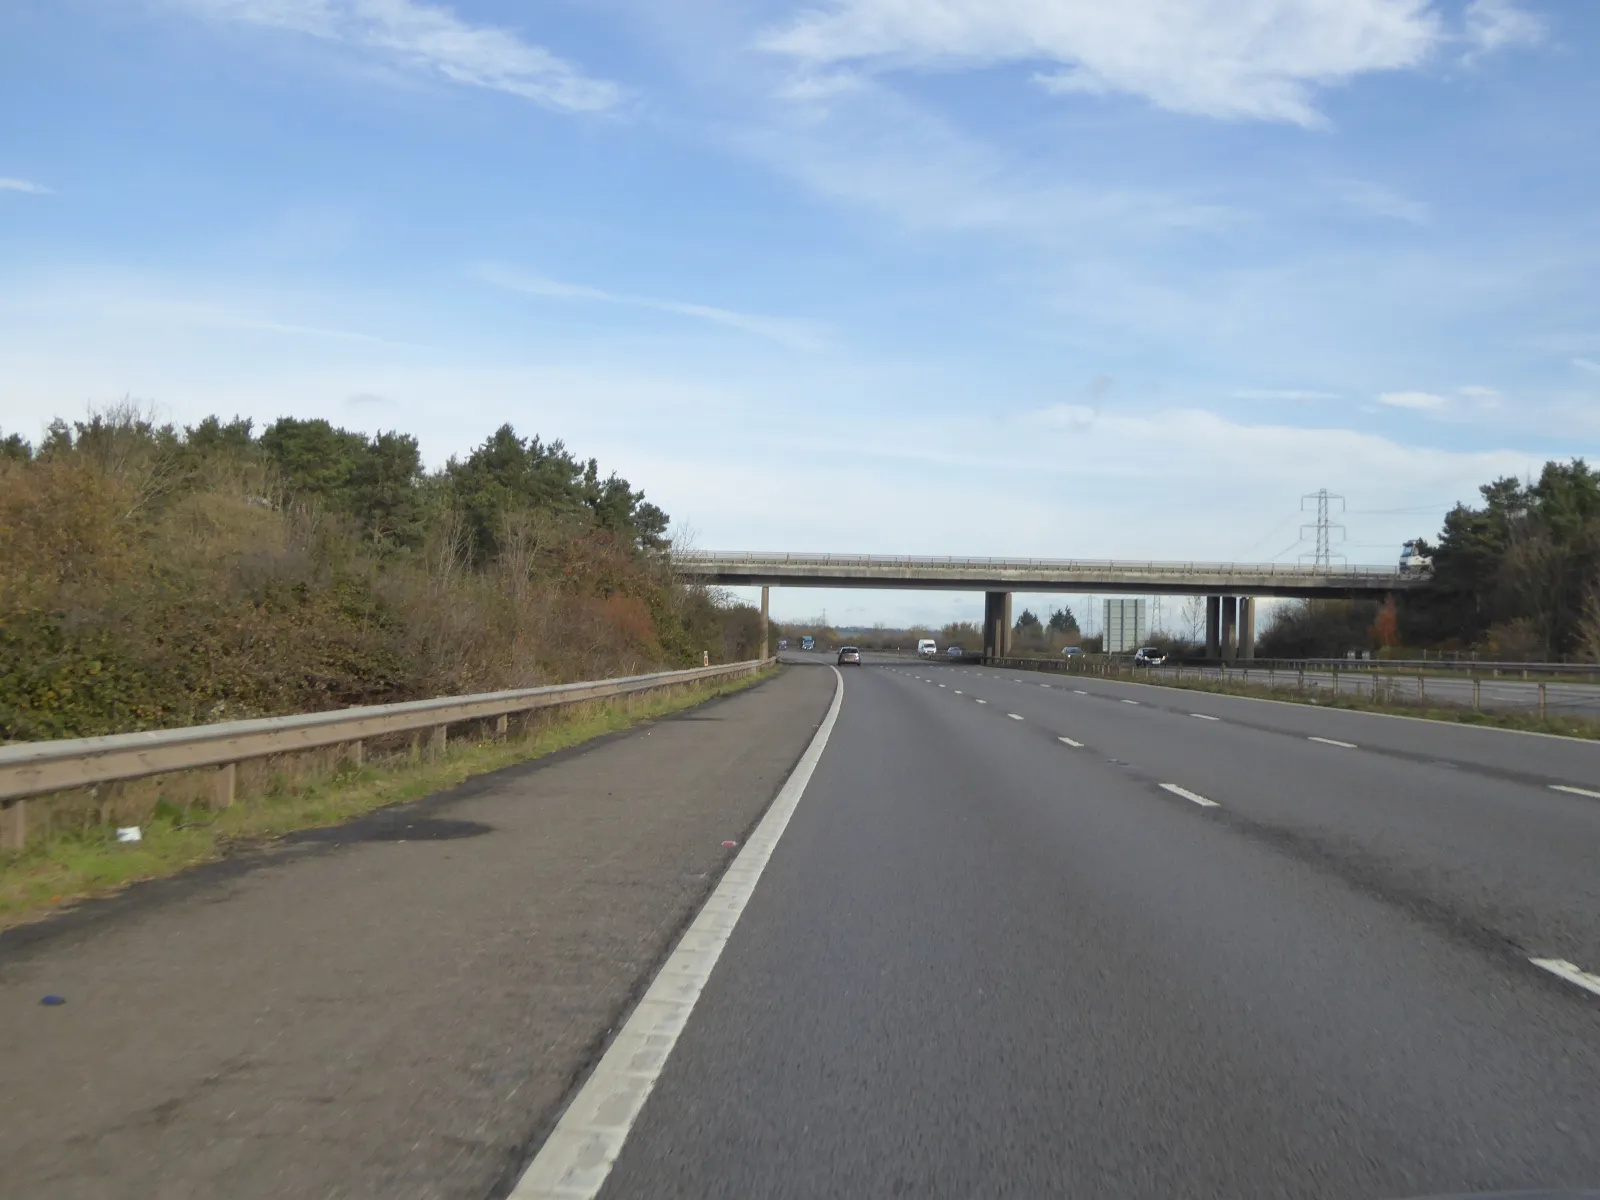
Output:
[
  {"xmin": 1539, "ymin": 682, "xmax": 1547, "ymax": 718},
  {"xmin": 213, "ymin": 762, "xmax": 236, "ymax": 809},
  {"xmin": 1, "ymin": 800, "xmax": 25, "ymax": 850}
]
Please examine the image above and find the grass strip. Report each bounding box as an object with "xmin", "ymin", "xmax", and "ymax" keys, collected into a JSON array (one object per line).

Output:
[{"xmin": 0, "ymin": 667, "xmax": 776, "ymax": 931}]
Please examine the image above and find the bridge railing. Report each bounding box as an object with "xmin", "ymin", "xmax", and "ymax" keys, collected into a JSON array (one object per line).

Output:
[{"xmin": 0, "ymin": 659, "xmax": 767, "ymax": 850}]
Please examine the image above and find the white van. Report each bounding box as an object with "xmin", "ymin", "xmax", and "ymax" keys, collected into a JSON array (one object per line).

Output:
[{"xmin": 917, "ymin": 639, "xmax": 937, "ymax": 657}]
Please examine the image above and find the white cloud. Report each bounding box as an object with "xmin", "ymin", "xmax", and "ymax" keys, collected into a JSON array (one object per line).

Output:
[
  {"xmin": 181, "ymin": 0, "xmax": 622, "ymax": 111},
  {"xmin": 0, "ymin": 178, "xmax": 53, "ymax": 195},
  {"xmin": 1463, "ymin": 0, "xmax": 1545, "ymax": 58},
  {"xmin": 1378, "ymin": 389, "xmax": 1450, "ymax": 409},
  {"xmin": 473, "ymin": 265, "xmax": 826, "ymax": 351},
  {"xmin": 760, "ymin": 0, "xmax": 1441, "ymax": 126},
  {"xmin": 738, "ymin": 76, "xmax": 1235, "ymax": 241}
]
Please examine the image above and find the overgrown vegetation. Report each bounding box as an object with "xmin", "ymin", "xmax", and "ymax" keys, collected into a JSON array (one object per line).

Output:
[{"xmin": 0, "ymin": 406, "xmax": 765, "ymax": 741}]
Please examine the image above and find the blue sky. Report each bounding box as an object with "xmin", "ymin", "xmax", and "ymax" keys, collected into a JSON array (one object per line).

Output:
[{"xmin": 3, "ymin": 0, "xmax": 1597, "ymax": 625}]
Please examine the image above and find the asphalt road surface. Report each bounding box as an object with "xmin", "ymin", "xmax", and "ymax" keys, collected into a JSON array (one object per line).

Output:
[
  {"xmin": 9, "ymin": 655, "xmax": 1600, "ymax": 1199},
  {"xmin": 591, "ymin": 653, "xmax": 1600, "ymax": 1200}
]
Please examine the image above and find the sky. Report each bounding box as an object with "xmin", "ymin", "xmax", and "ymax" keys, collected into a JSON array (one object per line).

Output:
[{"xmin": 3, "ymin": 0, "xmax": 1597, "ymax": 627}]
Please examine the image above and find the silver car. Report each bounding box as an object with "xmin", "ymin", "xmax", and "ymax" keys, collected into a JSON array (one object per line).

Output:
[{"xmin": 837, "ymin": 646, "xmax": 862, "ymax": 665}]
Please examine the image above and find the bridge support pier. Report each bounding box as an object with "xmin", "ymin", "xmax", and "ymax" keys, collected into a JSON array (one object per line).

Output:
[
  {"xmin": 1220, "ymin": 595, "xmax": 1239, "ymax": 661},
  {"xmin": 984, "ymin": 591, "xmax": 1012, "ymax": 661},
  {"xmin": 1205, "ymin": 596, "xmax": 1220, "ymax": 659},
  {"xmin": 761, "ymin": 586, "xmax": 770, "ymax": 660},
  {"xmin": 1239, "ymin": 596, "xmax": 1255, "ymax": 660}
]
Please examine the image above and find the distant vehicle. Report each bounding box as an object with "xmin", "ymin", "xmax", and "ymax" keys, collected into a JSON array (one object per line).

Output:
[
  {"xmin": 800, "ymin": 635, "xmax": 815, "ymax": 651},
  {"xmin": 1399, "ymin": 540, "xmax": 1433, "ymax": 574},
  {"xmin": 1133, "ymin": 646, "xmax": 1167, "ymax": 667},
  {"xmin": 837, "ymin": 646, "xmax": 861, "ymax": 665},
  {"xmin": 947, "ymin": 645, "xmax": 963, "ymax": 657},
  {"xmin": 1062, "ymin": 646, "xmax": 1082, "ymax": 658},
  {"xmin": 777, "ymin": 638, "xmax": 788, "ymax": 651},
  {"xmin": 917, "ymin": 638, "xmax": 937, "ymax": 657}
]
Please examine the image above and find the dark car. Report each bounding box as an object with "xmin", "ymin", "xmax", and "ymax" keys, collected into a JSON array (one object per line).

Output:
[
  {"xmin": 837, "ymin": 646, "xmax": 861, "ymax": 665},
  {"xmin": 1133, "ymin": 646, "xmax": 1167, "ymax": 667},
  {"xmin": 947, "ymin": 645, "xmax": 964, "ymax": 657}
]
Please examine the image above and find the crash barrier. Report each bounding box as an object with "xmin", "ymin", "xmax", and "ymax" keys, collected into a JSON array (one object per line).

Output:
[{"xmin": 0, "ymin": 659, "xmax": 770, "ymax": 850}]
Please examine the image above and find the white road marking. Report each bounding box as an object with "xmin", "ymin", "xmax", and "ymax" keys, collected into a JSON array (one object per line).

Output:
[
  {"xmin": 954, "ymin": 690, "xmax": 963, "ymax": 695},
  {"xmin": 1160, "ymin": 783, "xmax": 1220, "ymax": 808},
  {"xmin": 1058, "ymin": 736, "xmax": 1084, "ymax": 748},
  {"xmin": 1530, "ymin": 957, "xmax": 1600, "ymax": 1000},
  {"xmin": 1308, "ymin": 736, "xmax": 1358, "ymax": 749},
  {"xmin": 975, "ymin": 699, "xmax": 988, "ymax": 705},
  {"xmin": 1190, "ymin": 714, "xmax": 1220, "ymax": 721},
  {"xmin": 1551, "ymin": 784, "xmax": 1600, "ymax": 799},
  {"xmin": 1120, "ymin": 699, "xmax": 1139, "ymax": 706},
  {"xmin": 509, "ymin": 667, "xmax": 846, "ymax": 1199},
  {"xmin": 1008, "ymin": 713, "xmax": 1024, "ymax": 721},
  {"xmin": 1074, "ymin": 690, "xmax": 1088, "ymax": 695},
  {"xmin": 1039, "ymin": 683, "xmax": 1051, "ymax": 688},
  {"xmin": 938, "ymin": 684, "xmax": 947, "ymax": 688}
]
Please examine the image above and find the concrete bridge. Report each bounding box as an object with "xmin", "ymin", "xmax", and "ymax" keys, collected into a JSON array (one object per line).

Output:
[{"xmin": 675, "ymin": 552, "xmax": 1424, "ymax": 662}]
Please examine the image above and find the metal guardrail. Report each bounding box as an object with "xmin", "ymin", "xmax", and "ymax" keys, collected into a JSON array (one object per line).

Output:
[
  {"xmin": 0, "ymin": 659, "xmax": 768, "ymax": 849},
  {"xmin": 1254, "ymin": 658, "xmax": 1600, "ymax": 679},
  {"xmin": 678, "ymin": 551, "xmax": 1417, "ymax": 580}
]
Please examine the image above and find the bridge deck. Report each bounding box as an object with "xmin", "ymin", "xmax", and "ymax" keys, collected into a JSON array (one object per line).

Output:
[{"xmin": 676, "ymin": 553, "xmax": 1419, "ymax": 597}]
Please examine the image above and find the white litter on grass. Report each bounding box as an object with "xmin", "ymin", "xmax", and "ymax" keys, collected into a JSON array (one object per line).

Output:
[{"xmin": 116, "ymin": 826, "xmax": 142, "ymax": 843}]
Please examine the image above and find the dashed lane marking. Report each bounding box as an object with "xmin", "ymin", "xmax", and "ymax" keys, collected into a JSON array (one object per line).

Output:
[
  {"xmin": 1008, "ymin": 713, "xmax": 1024, "ymax": 721},
  {"xmin": 1120, "ymin": 699, "xmax": 1139, "ymax": 706},
  {"xmin": 1159, "ymin": 783, "xmax": 1220, "ymax": 808},
  {"xmin": 1058, "ymin": 736, "xmax": 1084, "ymax": 748},
  {"xmin": 1190, "ymin": 714, "xmax": 1221, "ymax": 721},
  {"xmin": 1074, "ymin": 690, "xmax": 1088, "ymax": 695},
  {"xmin": 1308, "ymin": 736, "xmax": 1358, "ymax": 749},
  {"xmin": 1530, "ymin": 957, "xmax": 1600, "ymax": 1000},
  {"xmin": 975, "ymin": 699, "xmax": 988, "ymax": 705}
]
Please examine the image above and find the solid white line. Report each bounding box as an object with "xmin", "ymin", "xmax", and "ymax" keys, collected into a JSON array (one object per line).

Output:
[
  {"xmin": 1551, "ymin": 784, "xmax": 1600, "ymax": 799},
  {"xmin": 1120, "ymin": 699, "xmax": 1139, "ymax": 706},
  {"xmin": 1159, "ymin": 783, "xmax": 1219, "ymax": 808},
  {"xmin": 1530, "ymin": 957, "xmax": 1600, "ymax": 1000},
  {"xmin": 1308, "ymin": 736, "xmax": 1358, "ymax": 749},
  {"xmin": 1008, "ymin": 713, "xmax": 1024, "ymax": 721},
  {"xmin": 1058, "ymin": 736, "xmax": 1084, "ymax": 748},
  {"xmin": 510, "ymin": 667, "xmax": 846, "ymax": 1199},
  {"xmin": 1190, "ymin": 714, "xmax": 1220, "ymax": 721}
]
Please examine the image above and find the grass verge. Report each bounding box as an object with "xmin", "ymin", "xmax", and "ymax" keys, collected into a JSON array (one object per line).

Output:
[
  {"xmin": 1084, "ymin": 670, "xmax": 1600, "ymax": 740},
  {"xmin": 0, "ymin": 667, "xmax": 777, "ymax": 931}
]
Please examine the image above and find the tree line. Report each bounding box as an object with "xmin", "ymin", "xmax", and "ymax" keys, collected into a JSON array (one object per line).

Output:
[{"xmin": 1262, "ymin": 459, "xmax": 1600, "ymax": 661}]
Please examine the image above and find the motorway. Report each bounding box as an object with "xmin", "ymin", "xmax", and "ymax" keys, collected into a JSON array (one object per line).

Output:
[
  {"xmin": 7, "ymin": 655, "xmax": 1600, "ymax": 1198},
  {"xmin": 589, "ymin": 653, "xmax": 1600, "ymax": 1199}
]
